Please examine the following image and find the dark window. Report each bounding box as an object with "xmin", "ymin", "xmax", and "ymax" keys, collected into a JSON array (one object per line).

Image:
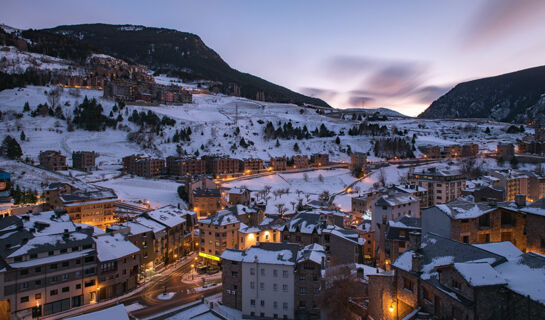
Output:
[
  {"xmin": 423, "ymin": 287, "xmax": 431, "ymax": 302},
  {"xmin": 84, "ymin": 280, "xmax": 95, "ymax": 287},
  {"xmin": 501, "ymin": 211, "xmax": 515, "ymax": 226},
  {"xmin": 20, "ymin": 296, "xmax": 29, "ymax": 303},
  {"xmin": 403, "ymin": 277, "xmax": 414, "ymax": 292},
  {"xmin": 462, "ymin": 236, "xmax": 469, "ymax": 243},
  {"xmin": 479, "ymin": 214, "xmax": 490, "ymax": 228},
  {"xmin": 34, "ymin": 267, "xmax": 41, "ymax": 273},
  {"xmin": 62, "ymin": 287, "xmax": 69, "ymax": 293},
  {"xmin": 50, "ymin": 289, "xmax": 58, "ymax": 296}
]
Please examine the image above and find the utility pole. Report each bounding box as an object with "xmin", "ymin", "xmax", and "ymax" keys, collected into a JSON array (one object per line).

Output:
[{"xmin": 235, "ymin": 103, "xmax": 238, "ymax": 127}]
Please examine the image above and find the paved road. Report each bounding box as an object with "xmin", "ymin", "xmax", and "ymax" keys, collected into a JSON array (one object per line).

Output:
[{"xmin": 61, "ymin": 258, "xmax": 222, "ymax": 320}]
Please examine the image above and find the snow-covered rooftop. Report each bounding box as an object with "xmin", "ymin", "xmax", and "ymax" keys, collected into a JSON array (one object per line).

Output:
[
  {"xmin": 472, "ymin": 242, "xmax": 522, "ymax": 261},
  {"xmin": 65, "ymin": 304, "xmax": 129, "ymax": 320},
  {"xmin": 453, "ymin": 262, "xmax": 506, "ymax": 287},
  {"xmin": 145, "ymin": 205, "xmax": 193, "ymax": 228},
  {"xmin": 94, "ymin": 233, "xmax": 139, "ymax": 262}
]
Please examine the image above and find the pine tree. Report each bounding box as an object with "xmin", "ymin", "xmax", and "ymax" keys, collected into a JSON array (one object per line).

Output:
[
  {"xmin": 335, "ymin": 136, "xmax": 341, "ymax": 144},
  {"xmin": 20, "ymin": 131, "xmax": 26, "ymax": 141},
  {"xmin": 293, "ymin": 142, "xmax": 300, "ymax": 152},
  {"xmin": 23, "ymin": 102, "xmax": 30, "ymax": 112},
  {"xmin": 1, "ymin": 136, "xmax": 22, "ymax": 159},
  {"xmin": 275, "ymin": 139, "xmax": 280, "ymax": 147}
]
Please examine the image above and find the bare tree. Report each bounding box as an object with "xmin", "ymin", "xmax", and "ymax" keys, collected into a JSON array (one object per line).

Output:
[
  {"xmin": 304, "ymin": 193, "xmax": 311, "ymax": 203},
  {"xmin": 319, "ymin": 190, "xmax": 330, "ymax": 202},
  {"xmin": 318, "ymin": 266, "xmax": 366, "ymax": 319},
  {"xmin": 290, "ymin": 201, "xmax": 297, "ymax": 211},
  {"xmin": 460, "ymin": 157, "xmax": 484, "ymax": 179},
  {"xmin": 47, "ymin": 87, "xmax": 63, "ymax": 108}
]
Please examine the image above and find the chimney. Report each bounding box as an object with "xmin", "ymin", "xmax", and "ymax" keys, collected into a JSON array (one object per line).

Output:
[
  {"xmin": 411, "ymin": 252, "xmax": 423, "ymax": 273},
  {"xmin": 487, "ymin": 198, "xmax": 497, "ymax": 207},
  {"xmin": 515, "ymin": 194, "xmax": 526, "ymax": 207},
  {"xmin": 408, "ymin": 231, "xmax": 421, "ymax": 251},
  {"xmin": 321, "ymin": 256, "xmax": 325, "ymax": 269}
]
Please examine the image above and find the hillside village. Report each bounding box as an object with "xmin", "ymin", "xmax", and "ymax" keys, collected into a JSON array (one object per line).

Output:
[{"xmin": 1, "ymin": 23, "xmax": 545, "ymax": 320}]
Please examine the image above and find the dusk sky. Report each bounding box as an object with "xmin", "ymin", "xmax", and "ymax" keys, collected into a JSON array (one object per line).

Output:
[{"xmin": 2, "ymin": 0, "xmax": 545, "ymax": 116}]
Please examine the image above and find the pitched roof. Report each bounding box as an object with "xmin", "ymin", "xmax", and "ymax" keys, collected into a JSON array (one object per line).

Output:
[
  {"xmin": 94, "ymin": 233, "xmax": 139, "ymax": 262},
  {"xmin": 392, "ymin": 233, "xmax": 506, "ymax": 279},
  {"xmin": 199, "ymin": 210, "xmax": 239, "ymax": 226},
  {"xmin": 453, "ymin": 262, "xmax": 506, "ymax": 287},
  {"xmin": 145, "ymin": 205, "xmax": 193, "ymax": 228}
]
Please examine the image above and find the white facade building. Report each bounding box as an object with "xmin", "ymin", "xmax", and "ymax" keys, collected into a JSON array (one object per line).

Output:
[{"xmin": 241, "ymin": 243, "xmax": 299, "ymax": 319}]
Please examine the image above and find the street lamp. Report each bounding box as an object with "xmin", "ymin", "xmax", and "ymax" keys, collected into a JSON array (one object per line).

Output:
[{"xmin": 191, "ymin": 264, "xmax": 195, "ymax": 280}]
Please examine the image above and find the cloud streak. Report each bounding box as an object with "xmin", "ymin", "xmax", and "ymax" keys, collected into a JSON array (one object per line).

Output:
[{"xmin": 462, "ymin": 0, "xmax": 545, "ymax": 49}]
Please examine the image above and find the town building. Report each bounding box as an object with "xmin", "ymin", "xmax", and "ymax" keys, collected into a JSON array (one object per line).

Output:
[
  {"xmin": 131, "ymin": 216, "xmax": 168, "ymax": 271},
  {"xmin": 394, "ymin": 184, "xmax": 429, "ymax": 208},
  {"xmin": 291, "ymin": 155, "xmax": 309, "ymax": 169},
  {"xmin": 43, "ymin": 183, "xmax": 78, "ymax": 210},
  {"xmin": 220, "ymin": 242, "xmax": 326, "ymax": 320},
  {"xmin": 376, "ymin": 216, "xmax": 421, "ymax": 269},
  {"xmin": 408, "ymin": 168, "xmax": 466, "ymax": 206},
  {"xmin": 39, "ymin": 150, "xmax": 67, "ymax": 171},
  {"xmin": 241, "ymin": 158, "xmax": 264, "ymax": 173},
  {"xmin": 166, "ymin": 156, "xmax": 206, "ymax": 176},
  {"xmin": 203, "ymin": 156, "xmax": 241, "ymax": 176},
  {"xmin": 224, "ymin": 243, "xmax": 300, "ymax": 319},
  {"xmin": 198, "ymin": 210, "xmax": 241, "ymax": 264},
  {"xmin": 238, "ymin": 216, "xmax": 283, "ymax": 250},
  {"xmin": 321, "ymin": 225, "xmax": 364, "ymax": 266},
  {"xmin": 421, "ymin": 198, "xmax": 529, "ymax": 248},
  {"xmin": 350, "ymin": 152, "xmax": 367, "ymax": 171},
  {"xmin": 310, "ymin": 154, "xmax": 329, "ymax": 166},
  {"xmin": 462, "ymin": 143, "xmax": 479, "ymax": 157},
  {"xmin": 107, "ymin": 223, "xmax": 155, "ymax": 278},
  {"xmin": 0, "ymin": 213, "xmax": 99, "ymax": 319},
  {"xmin": 351, "ymin": 189, "xmax": 386, "ymax": 218},
  {"xmin": 192, "ymin": 188, "xmax": 226, "ymax": 218},
  {"xmin": 122, "ymin": 155, "xmax": 164, "ymax": 178},
  {"xmin": 72, "ymin": 151, "xmax": 98, "ymax": 172},
  {"xmin": 374, "ymin": 192, "xmax": 420, "ymax": 223},
  {"xmin": 489, "ymin": 169, "xmax": 528, "ymax": 201},
  {"xmin": 367, "ymin": 232, "xmax": 545, "ymax": 320},
  {"xmin": 227, "ymin": 187, "xmax": 251, "ymax": 205},
  {"xmin": 497, "ymin": 143, "xmax": 515, "ymax": 160},
  {"xmin": 419, "ymin": 145, "xmax": 441, "ymax": 159},
  {"xmin": 59, "ymin": 188, "xmax": 119, "ymax": 229},
  {"xmin": 294, "ymin": 243, "xmax": 326, "ymax": 318},
  {"xmin": 143, "ymin": 205, "xmax": 196, "ymax": 262},
  {"xmin": 94, "ymin": 233, "xmax": 140, "ymax": 301},
  {"xmin": 270, "ymin": 157, "xmax": 287, "ymax": 171}
]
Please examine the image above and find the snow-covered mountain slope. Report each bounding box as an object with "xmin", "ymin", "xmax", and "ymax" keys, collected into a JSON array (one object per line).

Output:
[{"xmin": 0, "ymin": 46, "xmax": 81, "ymax": 75}]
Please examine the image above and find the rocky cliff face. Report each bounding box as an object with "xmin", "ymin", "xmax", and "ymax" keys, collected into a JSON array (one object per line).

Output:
[{"xmin": 418, "ymin": 66, "xmax": 545, "ymax": 123}]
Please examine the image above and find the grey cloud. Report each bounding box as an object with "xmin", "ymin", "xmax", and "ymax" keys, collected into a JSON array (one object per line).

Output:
[
  {"xmin": 299, "ymin": 87, "xmax": 339, "ymax": 100},
  {"xmin": 347, "ymin": 96, "xmax": 375, "ymax": 107}
]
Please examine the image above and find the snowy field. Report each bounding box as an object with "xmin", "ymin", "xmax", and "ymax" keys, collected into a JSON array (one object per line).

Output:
[{"xmin": 95, "ymin": 175, "xmax": 186, "ymax": 208}]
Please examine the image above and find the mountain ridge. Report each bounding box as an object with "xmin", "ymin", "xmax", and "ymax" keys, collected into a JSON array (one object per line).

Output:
[
  {"xmin": 43, "ymin": 23, "xmax": 331, "ymax": 108},
  {"xmin": 418, "ymin": 65, "xmax": 545, "ymax": 123}
]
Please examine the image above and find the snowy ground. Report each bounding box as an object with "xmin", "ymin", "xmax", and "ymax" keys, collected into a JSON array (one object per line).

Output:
[
  {"xmin": 0, "ymin": 84, "xmax": 529, "ymax": 208},
  {"xmin": 95, "ymin": 175, "xmax": 186, "ymax": 208}
]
